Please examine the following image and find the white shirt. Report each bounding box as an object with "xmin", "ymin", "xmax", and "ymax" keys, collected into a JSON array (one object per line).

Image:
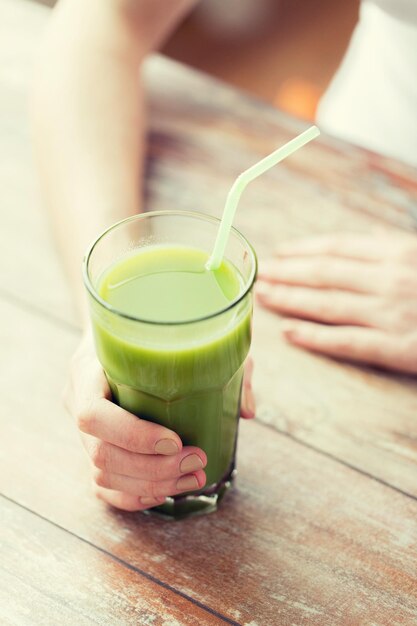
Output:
[{"xmin": 317, "ymin": 0, "xmax": 417, "ymax": 168}]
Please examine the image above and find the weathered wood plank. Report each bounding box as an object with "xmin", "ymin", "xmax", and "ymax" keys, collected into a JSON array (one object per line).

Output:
[
  {"xmin": 1, "ymin": 3, "xmax": 417, "ymax": 624},
  {"xmin": 0, "ymin": 496, "xmax": 227, "ymax": 626},
  {"xmin": 1, "ymin": 298, "xmax": 416, "ymax": 626},
  {"xmin": 252, "ymin": 305, "xmax": 417, "ymax": 497},
  {"xmin": 144, "ymin": 58, "xmax": 417, "ymax": 237}
]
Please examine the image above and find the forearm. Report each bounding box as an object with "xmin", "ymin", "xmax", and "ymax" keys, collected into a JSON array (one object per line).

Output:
[
  {"xmin": 32, "ymin": 2, "xmax": 146, "ymax": 325},
  {"xmin": 33, "ymin": 0, "xmax": 196, "ymax": 326}
]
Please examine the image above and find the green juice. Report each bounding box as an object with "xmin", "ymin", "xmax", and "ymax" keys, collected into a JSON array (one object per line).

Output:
[{"xmin": 91, "ymin": 245, "xmax": 252, "ymax": 510}]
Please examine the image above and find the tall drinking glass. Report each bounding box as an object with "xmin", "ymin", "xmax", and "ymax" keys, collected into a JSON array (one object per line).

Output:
[{"xmin": 83, "ymin": 211, "xmax": 257, "ymax": 519}]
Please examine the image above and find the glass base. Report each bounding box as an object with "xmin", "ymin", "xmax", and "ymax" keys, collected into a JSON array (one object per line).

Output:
[{"xmin": 143, "ymin": 468, "xmax": 237, "ymax": 520}]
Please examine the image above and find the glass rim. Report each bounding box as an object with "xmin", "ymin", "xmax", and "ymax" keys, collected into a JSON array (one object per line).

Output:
[{"xmin": 83, "ymin": 210, "xmax": 257, "ymax": 326}]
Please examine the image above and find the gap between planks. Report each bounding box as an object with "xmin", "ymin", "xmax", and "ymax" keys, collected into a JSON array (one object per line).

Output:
[
  {"xmin": 259, "ymin": 422, "xmax": 417, "ymax": 505},
  {"xmin": 0, "ymin": 492, "xmax": 242, "ymax": 626}
]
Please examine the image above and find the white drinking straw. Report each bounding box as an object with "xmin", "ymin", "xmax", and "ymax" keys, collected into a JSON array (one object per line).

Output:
[{"xmin": 206, "ymin": 125, "xmax": 320, "ymax": 270}]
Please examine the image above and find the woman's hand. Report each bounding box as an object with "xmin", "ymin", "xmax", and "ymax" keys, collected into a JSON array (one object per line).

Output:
[
  {"xmin": 64, "ymin": 331, "xmax": 255, "ymax": 512},
  {"xmin": 257, "ymin": 233, "xmax": 417, "ymax": 374},
  {"xmin": 64, "ymin": 331, "xmax": 207, "ymax": 511}
]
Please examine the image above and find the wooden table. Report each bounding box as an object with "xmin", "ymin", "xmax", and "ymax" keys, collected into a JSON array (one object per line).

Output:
[{"xmin": 1, "ymin": 1, "xmax": 417, "ymax": 624}]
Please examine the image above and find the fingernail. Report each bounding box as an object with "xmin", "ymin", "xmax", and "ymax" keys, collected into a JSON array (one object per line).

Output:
[
  {"xmin": 281, "ymin": 321, "xmax": 299, "ymax": 342},
  {"xmin": 154, "ymin": 439, "xmax": 179, "ymax": 455},
  {"xmin": 176, "ymin": 475, "xmax": 199, "ymax": 491},
  {"xmin": 180, "ymin": 454, "xmax": 204, "ymax": 473}
]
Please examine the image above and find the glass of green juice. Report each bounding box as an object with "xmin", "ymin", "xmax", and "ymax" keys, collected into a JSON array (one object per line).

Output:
[{"xmin": 83, "ymin": 211, "xmax": 257, "ymax": 519}]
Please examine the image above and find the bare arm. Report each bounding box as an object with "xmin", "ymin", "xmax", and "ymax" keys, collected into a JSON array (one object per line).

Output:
[
  {"xmin": 33, "ymin": 0, "xmax": 209, "ymax": 514},
  {"xmin": 32, "ymin": 0, "xmax": 195, "ymax": 324},
  {"xmin": 33, "ymin": 0, "xmax": 254, "ymax": 514}
]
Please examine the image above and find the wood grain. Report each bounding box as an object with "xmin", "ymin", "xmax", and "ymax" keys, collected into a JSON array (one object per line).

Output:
[
  {"xmin": 1, "ymin": 1, "xmax": 417, "ymax": 624},
  {"xmin": 0, "ymin": 496, "xmax": 227, "ymax": 626},
  {"xmin": 143, "ymin": 56, "xmax": 417, "ymax": 238},
  {"xmin": 1, "ymin": 298, "xmax": 416, "ymax": 626},
  {"xmin": 251, "ymin": 306, "xmax": 417, "ymax": 498}
]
